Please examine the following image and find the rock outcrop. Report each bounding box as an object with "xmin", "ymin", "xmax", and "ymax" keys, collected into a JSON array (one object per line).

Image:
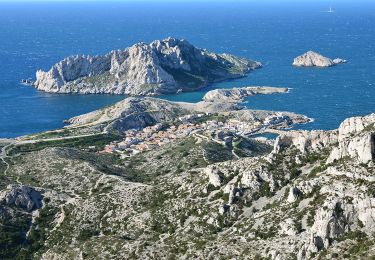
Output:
[
  {"xmin": 327, "ymin": 114, "xmax": 375, "ymax": 164},
  {"xmin": 292, "ymin": 51, "xmax": 347, "ymax": 67},
  {"xmin": 272, "ymin": 113, "xmax": 375, "ymax": 164},
  {"xmin": 272, "ymin": 130, "xmax": 337, "ymax": 155},
  {"xmin": 202, "ymin": 86, "xmax": 288, "ymax": 102},
  {"xmin": 34, "ymin": 38, "xmax": 261, "ymax": 96},
  {"xmin": 65, "ymin": 97, "xmax": 191, "ymax": 132},
  {"xmin": 0, "ymin": 184, "xmax": 43, "ymax": 212}
]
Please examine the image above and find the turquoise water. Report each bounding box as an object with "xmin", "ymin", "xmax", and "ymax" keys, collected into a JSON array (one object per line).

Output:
[{"xmin": 1, "ymin": 1, "xmax": 375, "ymax": 137}]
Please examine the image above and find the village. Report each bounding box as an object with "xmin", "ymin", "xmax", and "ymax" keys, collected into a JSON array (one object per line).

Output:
[{"xmin": 102, "ymin": 112, "xmax": 289, "ymax": 157}]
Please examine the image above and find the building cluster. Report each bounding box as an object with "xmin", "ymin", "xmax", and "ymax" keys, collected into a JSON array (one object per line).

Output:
[{"xmin": 102, "ymin": 112, "xmax": 289, "ymax": 157}]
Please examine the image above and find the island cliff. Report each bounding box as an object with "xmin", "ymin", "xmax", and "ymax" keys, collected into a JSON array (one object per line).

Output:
[{"xmin": 34, "ymin": 38, "xmax": 261, "ymax": 96}]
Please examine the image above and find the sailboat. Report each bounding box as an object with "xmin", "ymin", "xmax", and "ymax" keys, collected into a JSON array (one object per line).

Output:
[{"xmin": 321, "ymin": 7, "xmax": 335, "ymax": 13}]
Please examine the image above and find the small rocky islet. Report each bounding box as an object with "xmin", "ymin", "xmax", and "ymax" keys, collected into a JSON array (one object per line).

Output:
[
  {"xmin": 293, "ymin": 50, "xmax": 347, "ymax": 67},
  {"xmin": 2, "ymin": 39, "xmax": 375, "ymax": 259}
]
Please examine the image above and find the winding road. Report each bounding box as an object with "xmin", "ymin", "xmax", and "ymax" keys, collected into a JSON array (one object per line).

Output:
[{"xmin": 0, "ymin": 139, "xmax": 15, "ymax": 175}]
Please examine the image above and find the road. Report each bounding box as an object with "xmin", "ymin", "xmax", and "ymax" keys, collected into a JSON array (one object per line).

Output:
[{"xmin": 0, "ymin": 140, "xmax": 16, "ymax": 175}]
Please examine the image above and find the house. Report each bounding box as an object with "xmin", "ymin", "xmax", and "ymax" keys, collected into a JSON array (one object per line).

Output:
[{"xmin": 104, "ymin": 145, "xmax": 116, "ymax": 153}]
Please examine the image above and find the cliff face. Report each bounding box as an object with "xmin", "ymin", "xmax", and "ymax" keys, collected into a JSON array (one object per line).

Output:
[
  {"xmin": 34, "ymin": 38, "xmax": 261, "ymax": 96},
  {"xmin": 272, "ymin": 113, "xmax": 375, "ymax": 164}
]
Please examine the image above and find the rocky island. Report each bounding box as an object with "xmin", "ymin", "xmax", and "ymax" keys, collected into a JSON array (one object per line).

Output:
[
  {"xmin": 293, "ymin": 51, "xmax": 347, "ymax": 67},
  {"xmin": 34, "ymin": 38, "xmax": 262, "ymax": 96}
]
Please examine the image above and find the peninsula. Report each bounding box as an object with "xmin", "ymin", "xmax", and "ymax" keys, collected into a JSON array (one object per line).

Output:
[{"xmin": 203, "ymin": 86, "xmax": 289, "ymax": 102}]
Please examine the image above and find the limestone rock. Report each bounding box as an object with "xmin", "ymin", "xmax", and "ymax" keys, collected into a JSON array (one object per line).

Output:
[
  {"xmin": 327, "ymin": 113, "xmax": 375, "ymax": 164},
  {"xmin": 328, "ymin": 133, "xmax": 374, "ymax": 164},
  {"xmin": 272, "ymin": 130, "xmax": 337, "ymax": 155},
  {"xmin": 204, "ymin": 167, "xmax": 222, "ymax": 187},
  {"xmin": 0, "ymin": 184, "xmax": 43, "ymax": 212},
  {"xmin": 202, "ymin": 86, "xmax": 288, "ymax": 103},
  {"xmin": 34, "ymin": 38, "xmax": 261, "ymax": 96},
  {"xmin": 355, "ymin": 197, "xmax": 375, "ymax": 232},
  {"xmin": 280, "ymin": 218, "xmax": 298, "ymax": 236},
  {"xmin": 292, "ymin": 51, "xmax": 346, "ymax": 67},
  {"xmin": 287, "ymin": 186, "xmax": 302, "ymax": 203},
  {"xmin": 308, "ymin": 200, "xmax": 348, "ymax": 251}
]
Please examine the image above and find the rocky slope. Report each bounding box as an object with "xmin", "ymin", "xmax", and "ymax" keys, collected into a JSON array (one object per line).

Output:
[
  {"xmin": 1, "ymin": 103, "xmax": 374, "ymax": 259},
  {"xmin": 34, "ymin": 38, "xmax": 261, "ymax": 96},
  {"xmin": 293, "ymin": 51, "xmax": 347, "ymax": 67},
  {"xmin": 64, "ymin": 89, "xmax": 309, "ymax": 133}
]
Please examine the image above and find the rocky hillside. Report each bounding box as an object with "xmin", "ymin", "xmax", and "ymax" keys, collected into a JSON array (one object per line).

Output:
[
  {"xmin": 63, "ymin": 88, "xmax": 308, "ymax": 134},
  {"xmin": 34, "ymin": 38, "xmax": 261, "ymax": 96},
  {"xmin": 1, "ymin": 98, "xmax": 374, "ymax": 259}
]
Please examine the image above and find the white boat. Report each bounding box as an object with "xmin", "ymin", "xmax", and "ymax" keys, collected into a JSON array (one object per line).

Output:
[
  {"xmin": 327, "ymin": 7, "xmax": 335, "ymax": 13},
  {"xmin": 321, "ymin": 7, "xmax": 335, "ymax": 13},
  {"xmin": 20, "ymin": 78, "xmax": 33, "ymax": 86}
]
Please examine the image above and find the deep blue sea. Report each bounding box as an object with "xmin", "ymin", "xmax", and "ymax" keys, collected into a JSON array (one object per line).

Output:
[{"xmin": 1, "ymin": 1, "xmax": 375, "ymax": 137}]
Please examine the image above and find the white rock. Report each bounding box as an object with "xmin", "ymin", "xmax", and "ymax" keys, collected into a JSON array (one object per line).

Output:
[
  {"xmin": 293, "ymin": 51, "xmax": 346, "ymax": 67},
  {"xmin": 287, "ymin": 187, "xmax": 301, "ymax": 203},
  {"xmin": 34, "ymin": 38, "xmax": 261, "ymax": 96},
  {"xmin": 280, "ymin": 218, "xmax": 298, "ymax": 236},
  {"xmin": 203, "ymin": 86, "xmax": 288, "ymax": 103},
  {"xmin": 0, "ymin": 184, "xmax": 43, "ymax": 212},
  {"xmin": 204, "ymin": 167, "xmax": 222, "ymax": 187}
]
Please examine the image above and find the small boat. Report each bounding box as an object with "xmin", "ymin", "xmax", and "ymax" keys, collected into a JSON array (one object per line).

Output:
[
  {"xmin": 322, "ymin": 7, "xmax": 335, "ymax": 13},
  {"xmin": 20, "ymin": 78, "xmax": 33, "ymax": 85}
]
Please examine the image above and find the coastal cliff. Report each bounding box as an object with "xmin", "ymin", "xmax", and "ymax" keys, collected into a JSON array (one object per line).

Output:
[
  {"xmin": 293, "ymin": 51, "xmax": 346, "ymax": 67},
  {"xmin": 34, "ymin": 38, "xmax": 261, "ymax": 96}
]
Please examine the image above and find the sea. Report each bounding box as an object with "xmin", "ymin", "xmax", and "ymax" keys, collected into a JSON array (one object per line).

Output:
[{"xmin": 1, "ymin": 1, "xmax": 375, "ymax": 138}]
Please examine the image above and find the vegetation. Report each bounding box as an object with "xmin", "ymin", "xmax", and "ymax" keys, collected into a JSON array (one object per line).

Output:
[
  {"xmin": 0, "ymin": 213, "xmax": 30, "ymax": 259},
  {"xmin": 202, "ymin": 141, "xmax": 234, "ymax": 163},
  {"xmin": 163, "ymin": 67, "xmax": 205, "ymax": 90},
  {"xmin": 6, "ymin": 134, "xmax": 122, "ymax": 156}
]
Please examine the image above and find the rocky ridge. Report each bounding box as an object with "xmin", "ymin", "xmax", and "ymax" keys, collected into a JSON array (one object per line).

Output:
[
  {"xmin": 293, "ymin": 51, "xmax": 347, "ymax": 67},
  {"xmin": 202, "ymin": 86, "xmax": 289, "ymax": 102},
  {"xmin": 64, "ymin": 88, "xmax": 309, "ymax": 133},
  {"xmin": 34, "ymin": 38, "xmax": 261, "ymax": 96}
]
